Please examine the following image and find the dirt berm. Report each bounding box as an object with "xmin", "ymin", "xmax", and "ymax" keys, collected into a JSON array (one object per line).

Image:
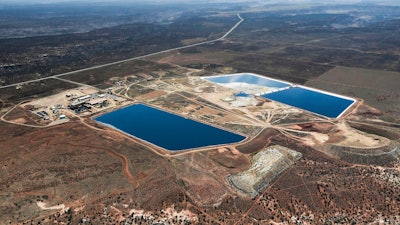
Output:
[
  {"xmin": 227, "ymin": 145, "xmax": 302, "ymax": 197},
  {"xmin": 322, "ymin": 141, "xmax": 400, "ymax": 165}
]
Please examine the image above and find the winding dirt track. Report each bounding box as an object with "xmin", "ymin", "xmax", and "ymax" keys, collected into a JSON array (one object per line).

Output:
[
  {"xmin": 165, "ymin": 162, "xmax": 226, "ymax": 225},
  {"xmin": 62, "ymin": 142, "xmax": 138, "ymax": 185},
  {"xmin": 233, "ymin": 166, "xmax": 294, "ymax": 225}
]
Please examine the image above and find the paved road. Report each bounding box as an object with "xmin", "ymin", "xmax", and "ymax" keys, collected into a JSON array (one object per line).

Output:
[{"xmin": 0, "ymin": 14, "xmax": 244, "ymax": 89}]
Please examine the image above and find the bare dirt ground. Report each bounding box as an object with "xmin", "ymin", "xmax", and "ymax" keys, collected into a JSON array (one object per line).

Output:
[
  {"xmin": 152, "ymin": 48, "xmax": 238, "ymax": 67},
  {"xmin": 2, "ymin": 106, "xmax": 47, "ymax": 127},
  {"xmin": 1, "ymin": 59, "xmax": 399, "ymax": 224},
  {"xmin": 1, "ymin": 88, "xmax": 399, "ymax": 225},
  {"xmin": 307, "ymin": 66, "xmax": 400, "ymax": 121},
  {"xmin": 1, "ymin": 7, "xmax": 400, "ymax": 223}
]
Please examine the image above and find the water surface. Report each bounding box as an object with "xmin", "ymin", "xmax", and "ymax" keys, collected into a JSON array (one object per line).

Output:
[
  {"xmin": 95, "ymin": 104, "xmax": 246, "ymax": 151},
  {"xmin": 262, "ymin": 87, "xmax": 355, "ymax": 118}
]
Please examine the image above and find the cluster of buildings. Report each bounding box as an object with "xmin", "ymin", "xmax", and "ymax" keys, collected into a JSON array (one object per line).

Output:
[
  {"xmin": 22, "ymin": 86, "xmax": 126, "ymax": 125},
  {"xmin": 32, "ymin": 106, "xmax": 66, "ymax": 121},
  {"xmin": 67, "ymin": 93, "xmax": 109, "ymax": 113},
  {"xmin": 36, "ymin": 110, "xmax": 50, "ymax": 120}
]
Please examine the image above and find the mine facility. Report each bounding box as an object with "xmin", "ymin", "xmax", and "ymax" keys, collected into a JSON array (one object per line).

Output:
[{"xmin": 9, "ymin": 86, "xmax": 130, "ymax": 127}]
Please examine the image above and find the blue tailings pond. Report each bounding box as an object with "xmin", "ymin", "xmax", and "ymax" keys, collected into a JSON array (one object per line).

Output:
[
  {"xmin": 95, "ymin": 104, "xmax": 246, "ymax": 151},
  {"xmin": 262, "ymin": 86, "xmax": 355, "ymax": 118},
  {"xmin": 204, "ymin": 73, "xmax": 356, "ymax": 118}
]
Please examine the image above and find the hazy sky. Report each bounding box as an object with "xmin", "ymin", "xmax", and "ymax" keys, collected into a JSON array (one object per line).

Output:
[
  {"xmin": 0, "ymin": 0, "xmax": 395, "ymax": 3},
  {"xmin": 2, "ymin": 0, "xmax": 399, "ymax": 6}
]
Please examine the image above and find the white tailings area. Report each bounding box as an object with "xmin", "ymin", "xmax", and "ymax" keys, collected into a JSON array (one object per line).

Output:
[
  {"xmin": 218, "ymin": 82, "xmax": 275, "ymax": 95},
  {"xmin": 202, "ymin": 73, "xmax": 292, "ymax": 86},
  {"xmin": 204, "ymin": 72, "xmax": 357, "ymax": 119},
  {"xmin": 228, "ymin": 145, "xmax": 302, "ymax": 197}
]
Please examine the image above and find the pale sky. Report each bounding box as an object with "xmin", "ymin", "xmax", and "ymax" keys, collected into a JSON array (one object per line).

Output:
[
  {"xmin": 1, "ymin": 0, "xmax": 399, "ymax": 7},
  {"xmin": 0, "ymin": 0, "xmax": 394, "ymax": 3}
]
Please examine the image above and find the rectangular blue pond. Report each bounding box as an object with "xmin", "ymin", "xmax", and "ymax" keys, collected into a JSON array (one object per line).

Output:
[
  {"xmin": 204, "ymin": 73, "xmax": 291, "ymax": 89},
  {"xmin": 261, "ymin": 86, "xmax": 355, "ymax": 118},
  {"xmin": 95, "ymin": 104, "xmax": 246, "ymax": 151}
]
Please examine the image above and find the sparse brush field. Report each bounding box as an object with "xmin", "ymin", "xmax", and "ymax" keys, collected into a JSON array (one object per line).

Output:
[{"xmin": 1, "ymin": 2, "xmax": 400, "ymax": 225}]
